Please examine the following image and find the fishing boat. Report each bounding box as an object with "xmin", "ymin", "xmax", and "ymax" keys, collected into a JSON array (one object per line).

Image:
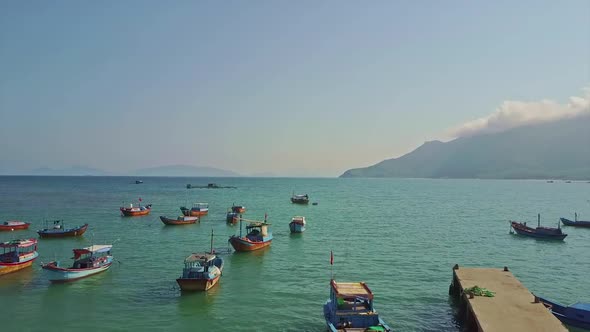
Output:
[
  {"xmin": 0, "ymin": 220, "xmax": 31, "ymax": 232},
  {"xmin": 176, "ymin": 230, "xmax": 224, "ymax": 291},
  {"xmin": 41, "ymin": 245, "xmax": 113, "ymax": 282},
  {"xmin": 0, "ymin": 239, "xmax": 38, "ymax": 276},
  {"xmin": 135, "ymin": 180, "xmax": 143, "ymax": 184},
  {"xmin": 291, "ymin": 193, "xmax": 309, "ymax": 204},
  {"xmin": 228, "ymin": 217, "xmax": 272, "ymax": 252},
  {"xmin": 289, "ymin": 216, "xmax": 306, "ymax": 233},
  {"xmin": 159, "ymin": 215, "xmax": 199, "ymax": 225},
  {"xmin": 231, "ymin": 205, "xmax": 246, "ymax": 214},
  {"xmin": 538, "ymin": 296, "xmax": 590, "ymax": 330},
  {"xmin": 560, "ymin": 213, "xmax": 590, "ymax": 227},
  {"xmin": 120, "ymin": 199, "xmax": 152, "ymax": 216},
  {"xmin": 510, "ymin": 214, "xmax": 567, "ymax": 240},
  {"xmin": 180, "ymin": 203, "xmax": 209, "ymax": 217},
  {"xmin": 324, "ymin": 280, "xmax": 393, "ymax": 331},
  {"xmin": 37, "ymin": 220, "xmax": 89, "ymax": 238},
  {"xmin": 226, "ymin": 211, "xmax": 240, "ymax": 224}
]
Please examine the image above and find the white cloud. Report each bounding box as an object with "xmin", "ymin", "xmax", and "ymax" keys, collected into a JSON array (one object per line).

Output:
[{"xmin": 448, "ymin": 87, "xmax": 590, "ymax": 138}]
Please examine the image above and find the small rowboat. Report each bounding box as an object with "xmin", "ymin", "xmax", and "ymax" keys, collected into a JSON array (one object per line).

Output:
[
  {"xmin": 0, "ymin": 220, "xmax": 31, "ymax": 232},
  {"xmin": 37, "ymin": 221, "xmax": 89, "ymax": 238},
  {"xmin": 510, "ymin": 214, "xmax": 567, "ymax": 241},
  {"xmin": 539, "ymin": 296, "xmax": 590, "ymax": 330},
  {"xmin": 560, "ymin": 213, "xmax": 590, "ymax": 227},
  {"xmin": 42, "ymin": 245, "xmax": 113, "ymax": 282},
  {"xmin": 0, "ymin": 239, "xmax": 38, "ymax": 276},
  {"xmin": 159, "ymin": 216, "xmax": 199, "ymax": 225}
]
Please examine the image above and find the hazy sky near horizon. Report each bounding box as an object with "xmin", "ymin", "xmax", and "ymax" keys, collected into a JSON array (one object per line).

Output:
[{"xmin": 1, "ymin": 1, "xmax": 589, "ymax": 176}]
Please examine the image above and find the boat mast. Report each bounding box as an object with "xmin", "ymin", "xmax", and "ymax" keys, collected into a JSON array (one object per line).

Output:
[
  {"xmin": 210, "ymin": 228, "xmax": 214, "ymax": 254},
  {"xmin": 538, "ymin": 213, "xmax": 540, "ymax": 227}
]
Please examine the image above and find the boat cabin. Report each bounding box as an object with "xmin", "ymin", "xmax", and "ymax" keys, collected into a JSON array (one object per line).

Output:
[
  {"xmin": 181, "ymin": 253, "xmax": 217, "ymax": 278},
  {"xmin": 245, "ymin": 222, "xmax": 272, "ymax": 242},
  {"xmin": 192, "ymin": 203, "xmax": 209, "ymax": 210},
  {"xmin": 0, "ymin": 239, "xmax": 38, "ymax": 263},
  {"xmin": 71, "ymin": 245, "xmax": 112, "ymax": 269},
  {"xmin": 326, "ymin": 280, "xmax": 383, "ymax": 329}
]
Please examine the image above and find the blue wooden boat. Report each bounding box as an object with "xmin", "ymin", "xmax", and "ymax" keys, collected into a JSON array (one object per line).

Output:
[
  {"xmin": 324, "ymin": 280, "xmax": 392, "ymax": 331},
  {"xmin": 510, "ymin": 214, "xmax": 567, "ymax": 240},
  {"xmin": 41, "ymin": 245, "xmax": 113, "ymax": 282},
  {"xmin": 37, "ymin": 220, "xmax": 89, "ymax": 238},
  {"xmin": 560, "ymin": 213, "xmax": 590, "ymax": 227},
  {"xmin": 289, "ymin": 216, "xmax": 306, "ymax": 233},
  {"xmin": 539, "ymin": 296, "xmax": 590, "ymax": 330}
]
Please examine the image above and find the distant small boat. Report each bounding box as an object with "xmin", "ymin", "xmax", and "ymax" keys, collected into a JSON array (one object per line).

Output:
[
  {"xmin": 187, "ymin": 183, "xmax": 237, "ymax": 189},
  {"xmin": 159, "ymin": 215, "xmax": 199, "ymax": 225},
  {"xmin": 0, "ymin": 239, "xmax": 38, "ymax": 276},
  {"xmin": 539, "ymin": 296, "xmax": 590, "ymax": 330},
  {"xmin": 565, "ymin": 180, "xmax": 572, "ymax": 183},
  {"xmin": 37, "ymin": 220, "xmax": 89, "ymax": 238},
  {"xmin": 41, "ymin": 245, "xmax": 113, "ymax": 282},
  {"xmin": 120, "ymin": 199, "xmax": 152, "ymax": 217},
  {"xmin": 291, "ymin": 193, "xmax": 309, "ymax": 204},
  {"xmin": 228, "ymin": 217, "xmax": 272, "ymax": 252},
  {"xmin": 289, "ymin": 216, "xmax": 306, "ymax": 233},
  {"xmin": 510, "ymin": 214, "xmax": 567, "ymax": 240},
  {"xmin": 547, "ymin": 180, "xmax": 554, "ymax": 183},
  {"xmin": 226, "ymin": 211, "xmax": 240, "ymax": 224},
  {"xmin": 176, "ymin": 230, "xmax": 224, "ymax": 292},
  {"xmin": 324, "ymin": 280, "xmax": 392, "ymax": 332},
  {"xmin": 135, "ymin": 180, "xmax": 143, "ymax": 184},
  {"xmin": 560, "ymin": 213, "xmax": 590, "ymax": 227},
  {"xmin": 180, "ymin": 203, "xmax": 209, "ymax": 217},
  {"xmin": 231, "ymin": 205, "xmax": 246, "ymax": 214},
  {"xmin": 0, "ymin": 220, "xmax": 31, "ymax": 232}
]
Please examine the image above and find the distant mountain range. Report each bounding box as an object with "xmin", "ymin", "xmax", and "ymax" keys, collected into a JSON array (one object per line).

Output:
[
  {"xmin": 341, "ymin": 114, "xmax": 590, "ymax": 180},
  {"xmin": 6, "ymin": 165, "xmax": 239, "ymax": 177}
]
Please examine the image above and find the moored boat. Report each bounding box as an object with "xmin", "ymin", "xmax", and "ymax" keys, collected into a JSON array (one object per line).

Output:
[
  {"xmin": 510, "ymin": 214, "xmax": 567, "ymax": 240},
  {"xmin": 228, "ymin": 217, "xmax": 272, "ymax": 252},
  {"xmin": 289, "ymin": 216, "xmax": 306, "ymax": 233},
  {"xmin": 539, "ymin": 296, "xmax": 590, "ymax": 330},
  {"xmin": 37, "ymin": 220, "xmax": 89, "ymax": 238},
  {"xmin": 180, "ymin": 203, "xmax": 209, "ymax": 217},
  {"xmin": 0, "ymin": 220, "xmax": 31, "ymax": 232},
  {"xmin": 41, "ymin": 245, "xmax": 113, "ymax": 282},
  {"xmin": 120, "ymin": 199, "xmax": 152, "ymax": 216},
  {"xmin": 226, "ymin": 211, "xmax": 240, "ymax": 224},
  {"xmin": 177, "ymin": 230, "xmax": 224, "ymax": 291},
  {"xmin": 291, "ymin": 193, "xmax": 309, "ymax": 204},
  {"xmin": 560, "ymin": 213, "xmax": 590, "ymax": 227},
  {"xmin": 159, "ymin": 215, "xmax": 199, "ymax": 225},
  {"xmin": 324, "ymin": 280, "xmax": 393, "ymax": 331},
  {"xmin": 231, "ymin": 205, "xmax": 246, "ymax": 214},
  {"xmin": 0, "ymin": 239, "xmax": 39, "ymax": 276}
]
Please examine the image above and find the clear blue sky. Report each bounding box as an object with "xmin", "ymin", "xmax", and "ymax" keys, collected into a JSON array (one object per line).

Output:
[{"xmin": 1, "ymin": 1, "xmax": 589, "ymax": 176}]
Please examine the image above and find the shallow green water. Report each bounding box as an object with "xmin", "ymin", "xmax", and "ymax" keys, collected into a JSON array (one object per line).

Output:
[{"xmin": 0, "ymin": 176, "xmax": 588, "ymax": 331}]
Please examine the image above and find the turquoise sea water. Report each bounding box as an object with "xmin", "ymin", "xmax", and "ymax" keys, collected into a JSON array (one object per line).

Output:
[{"xmin": 0, "ymin": 176, "xmax": 589, "ymax": 331}]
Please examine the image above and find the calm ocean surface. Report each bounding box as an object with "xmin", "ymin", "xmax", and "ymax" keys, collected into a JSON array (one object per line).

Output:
[{"xmin": 0, "ymin": 176, "xmax": 588, "ymax": 331}]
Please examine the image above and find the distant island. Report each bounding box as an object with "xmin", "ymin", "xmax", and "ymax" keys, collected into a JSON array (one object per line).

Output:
[{"xmin": 341, "ymin": 114, "xmax": 590, "ymax": 180}]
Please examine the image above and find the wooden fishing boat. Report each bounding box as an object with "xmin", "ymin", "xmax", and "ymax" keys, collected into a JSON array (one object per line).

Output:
[
  {"xmin": 0, "ymin": 220, "xmax": 31, "ymax": 232},
  {"xmin": 289, "ymin": 216, "xmax": 306, "ymax": 233},
  {"xmin": 226, "ymin": 211, "xmax": 240, "ymax": 224},
  {"xmin": 120, "ymin": 202, "xmax": 152, "ymax": 216},
  {"xmin": 324, "ymin": 280, "xmax": 393, "ymax": 331},
  {"xmin": 228, "ymin": 218, "xmax": 272, "ymax": 252},
  {"xmin": 510, "ymin": 214, "xmax": 567, "ymax": 240},
  {"xmin": 560, "ymin": 213, "xmax": 590, "ymax": 227},
  {"xmin": 539, "ymin": 296, "xmax": 590, "ymax": 330},
  {"xmin": 159, "ymin": 215, "xmax": 199, "ymax": 225},
  {"xmin": 37, "ymin": 220, "xmax": 89, "ymax": 238},
  {"xmin": 0, "ymin": 239, "xmax": 38, "ymax": 276},
  {"xmin": 180, "ymin": 203, "xmax": 209, "ymax": 217},
  {"xmin": 41, "ymin": 245, "xmax": 113, "ymax": 282},
  {"xmin": 291, "ymin": 193, "xmax": 309, "ymax": 204},
  {"xmin": 177, "ymin": 231, "xmax": 224, "ymax": 292}
]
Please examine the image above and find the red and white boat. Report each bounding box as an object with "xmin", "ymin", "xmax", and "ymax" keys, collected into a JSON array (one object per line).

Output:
[
  {"xmin": 0, "ymin": 239, "xmax": 38, "ymax": 276},
  {"xmin": 0, "ymin": 220, "xmax": 31, "ymax": 232},
  {"xmin": 120, "ymin": 198, "xmax": 152, "ymax": 217}
]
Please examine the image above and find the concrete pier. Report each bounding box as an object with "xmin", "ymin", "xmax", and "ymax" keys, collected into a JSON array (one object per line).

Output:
[{"xmin": 449, "ymin": 265, "xmax": 567, "ymax": 332}]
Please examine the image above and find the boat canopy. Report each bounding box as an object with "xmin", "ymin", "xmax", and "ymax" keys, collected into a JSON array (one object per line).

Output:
[
  {"xmin": 330, "ymin": 280, "xmax": 374, "ymax": 300},
  {"xmin": 192, "ymin": 203, "xmax": 209, "ymax": 208},
  {"xmin": 184, "ymin": 253, "xmax": 216, "ymax": 263},
  {"xmin": 73, "ymin": 245, "xmax": 112, "ymax": 258},
  {"xmin": 246, "ymin": 221, "xmax": 271, "ymax": 228},
  {"xmin": 0, "ymin": 238, "xmax": 37, "ymax": 248},
  {"xmin": 292, "ymin": 216, "xmax": 305, "ymax": 222}
]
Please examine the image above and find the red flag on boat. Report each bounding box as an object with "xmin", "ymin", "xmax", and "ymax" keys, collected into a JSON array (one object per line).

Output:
[
  {"xmin": 139, "ymin": 197, "xmax": 142, "ymax": 202},
  {"xmin": 330, "ymin": 251, "xmax": 334, "ymax": 265}
]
